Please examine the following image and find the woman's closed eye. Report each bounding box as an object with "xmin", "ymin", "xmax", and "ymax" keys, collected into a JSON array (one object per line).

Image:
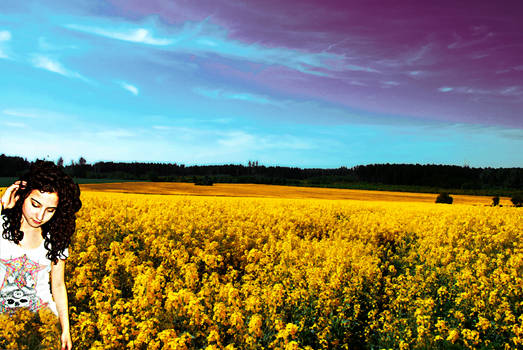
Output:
[{"xmin": 32, "ymin": 200, "xmax": 55, "ymax": 212}]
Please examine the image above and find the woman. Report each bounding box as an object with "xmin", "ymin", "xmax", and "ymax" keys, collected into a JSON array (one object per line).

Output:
[{"xmin": 0, "ymin": 160, "xmax": 81, "ymax": 350}]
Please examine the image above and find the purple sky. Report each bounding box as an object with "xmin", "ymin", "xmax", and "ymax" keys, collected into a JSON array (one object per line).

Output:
[
  {"xmin": 1, "ymin": 0, "xmax": 522, "ymax": 167},
  {"xmin": 108, "ymin": 0, "xmax": 523, "ymax": 127}
]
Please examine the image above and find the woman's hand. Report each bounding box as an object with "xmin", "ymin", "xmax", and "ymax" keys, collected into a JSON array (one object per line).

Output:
[
  {"xmin": 0, "ymin": 181, "xmax": 26, "ymax": 210},
  {"xmin": 61, "ymin": 330, "xmax": 72, "ymax": 350}
]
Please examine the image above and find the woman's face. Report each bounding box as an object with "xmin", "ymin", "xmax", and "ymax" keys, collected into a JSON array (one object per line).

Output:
[{"xmin": 21, "ymin": 189, "xmax": 59, "ymax": 228}]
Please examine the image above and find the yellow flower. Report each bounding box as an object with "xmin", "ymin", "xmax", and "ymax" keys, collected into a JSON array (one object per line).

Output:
[{"xmin": 447, "ymin": 329, "xmax": 460, "ymax": 343}]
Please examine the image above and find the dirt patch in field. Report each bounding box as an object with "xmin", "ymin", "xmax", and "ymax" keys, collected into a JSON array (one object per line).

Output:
[{"xmin": 79, "ymin": 182, "xmax": 510, "ymax": 205}]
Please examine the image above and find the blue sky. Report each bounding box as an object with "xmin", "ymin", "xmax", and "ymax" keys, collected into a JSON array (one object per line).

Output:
[{"xmin": 1, "ymin": 0, "xmax": 522, "ymax": 168}]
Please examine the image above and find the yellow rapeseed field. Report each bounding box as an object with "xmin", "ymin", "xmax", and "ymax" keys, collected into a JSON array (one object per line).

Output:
[{"xmin": 1, "ymin": 186, "xmax": 521, "ymax": 349}]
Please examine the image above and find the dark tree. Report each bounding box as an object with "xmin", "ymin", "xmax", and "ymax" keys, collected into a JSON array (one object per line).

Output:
[
  {"xmin": 435, "ymin": 192, "xmax": 453, "ymax": 204},
  {"xmin": 511, "ymin": 194, "xmax": 522, "ymax": 207},
  {"xmin": 492, "ymin": 196, "xmax": 500, "ymax": 206}
]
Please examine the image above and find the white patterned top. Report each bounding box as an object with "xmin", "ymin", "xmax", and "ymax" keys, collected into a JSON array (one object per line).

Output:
[{"xmin": 0, "ymin": 214, "xmax": 68, "ymax": 315}]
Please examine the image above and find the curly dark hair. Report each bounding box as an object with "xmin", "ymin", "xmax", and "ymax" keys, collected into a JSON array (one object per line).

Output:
[{"xmin": 1, "ymin": 160, "xmax": 82, "ymax": 263}]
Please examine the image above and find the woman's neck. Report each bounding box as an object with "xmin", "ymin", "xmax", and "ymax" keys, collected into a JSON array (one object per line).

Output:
[
  {"xmin": 20, "ymin": 218, "xmax": 42, "ymax": 237},
  {"xmin": 19, "ymin": 220, "xmax": 44, "ymax": 250}
]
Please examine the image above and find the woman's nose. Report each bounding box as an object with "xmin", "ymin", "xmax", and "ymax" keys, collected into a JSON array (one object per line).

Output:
[{"xmin": 37, "ymin": 209, "xmax": 46, "ymax": 220}]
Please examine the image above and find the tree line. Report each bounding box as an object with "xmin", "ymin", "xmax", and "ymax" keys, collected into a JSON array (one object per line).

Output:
[{"xmin": 1, "ymin": 154, "xmax": 521, "ymax": 195}]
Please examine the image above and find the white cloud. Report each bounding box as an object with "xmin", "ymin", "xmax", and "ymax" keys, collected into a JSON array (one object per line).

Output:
[
  {"xmin": 31, "ymin": 55, "xmax": 88, "ymax": 82},
  {"xmin": 2, "ymin": 109, "xmax": 40, "ymax": 118},
  {"xmin": 0, "ymin": 30, "xmax": 12, "ymax": 59},
  {"xmin": 95, "ymin": 129, "xmax": 136, "ymax": 138},
  {"xmin": 260, "ymin": 134, "xmax": 313, "ymax": 150},
  {"xmin": 120, "ymin": 82, "xmax": 139, "ymax": 96},
  {"xmin": 32, "ymin": 55, "xmax": 68, "ymax": 75},
  {"xmin": 348, "ymin": 80, "xmax": 367, "ymax": 87},
  {"xmin": 500, "ymin": 86, "xmax": 522, "ymax": 96},
  {"xmin": 438, "ymin": 85, "xmax": 523, "ymax": 97},
  {"xmin": 193, "ymin": 87, "xmax": 276, "ymax": 105},
  {"xmin": 1, "ymin": 108, "xmax": 80, "ymax": 122},
  {"xmin": 0, "ymin": 30, "xmax": 11, "ymax": 41},
  {"xmin": 152, "ymin": 125, "xmax": 171, "ymax": 130},
  {"xmin": 382, "ymin": 81, "xmax": 400, "ymax": 87},
  {"xmin": 345, "ymin": 64, "xmax": 379, "ymax": 73},
  {"xmin": 65, "ymin": 24, "xmax": 172, "ymax": 46},
  {"xmin": 406, "ymin": 43, "xmax": 433, "ymax": 65},
  {"xmin": 448, "ymin": 31, "xmax": 494, "ymax": 49},
  {"xmin": 4, "ymin": 122, "xmax": 26, "ymax": 128},
  {"xmin": 217, "ymin": 131, "xmax": 255, "ymax": 148},
  {"xmin": 216, "ymin": 130, "xmax": 313, "ymax": 151},
  {"xmin": 63, "ymin": 19, "xmax": 346, "ymax": 77},
  {"xmin": 38, "ymin": 36, "xmax": 78, "ymax": 52}
]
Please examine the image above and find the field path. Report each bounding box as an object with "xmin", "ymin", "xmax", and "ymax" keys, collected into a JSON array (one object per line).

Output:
[{"xmin": 79, "ymin": 182, "xmax": 510, "ymax": 205}]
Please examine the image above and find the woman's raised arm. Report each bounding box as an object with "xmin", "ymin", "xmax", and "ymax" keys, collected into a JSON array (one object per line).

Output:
[{"xmin": 0, "ymin": 181, "xmax": 27, "ymax": 211}]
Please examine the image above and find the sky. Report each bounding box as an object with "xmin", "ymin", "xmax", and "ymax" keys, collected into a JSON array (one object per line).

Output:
[{"xmin": 0, "ymin": 0, "xmax": 522, "ymax": 168}]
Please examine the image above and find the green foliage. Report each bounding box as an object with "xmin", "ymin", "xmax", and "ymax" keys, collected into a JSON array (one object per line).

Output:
[
  {"xmin": 193, "ymin": 176, "xmax": 214, "ymax": 186},
  {"xmin": 511, "ymin": 193, "xmax": 522, "ymax": 207},
  {"xmin": 435, "ymin": 192, "xmax": 453, "ymax": 204}
]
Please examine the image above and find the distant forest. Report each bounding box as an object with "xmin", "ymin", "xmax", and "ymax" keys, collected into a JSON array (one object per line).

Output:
[{"xmin": 1, "ymin": 154, "xmax": 522, "ymax": 196}]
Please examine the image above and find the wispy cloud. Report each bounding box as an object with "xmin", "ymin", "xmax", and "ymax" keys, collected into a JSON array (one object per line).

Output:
[
  {"xmin": 65, "ymin": 24, "xmax": 172, "ymax": 46},
  {"xmin": 4, "ymin": 122, "xmax": 26, "ymax": 128},
  {"xmin": 500, "ymin": 86, "xmax": 523, "ymax": 96},
  {"xmin": 152, "ymin": 125, "xmax": 171, "ymax": 130},
  {"xmin": 1, "ymin": 108, "xmax": 79, "ymax": 122},
  {"xmin": 31, "ymin": 55, "xmax": 88, "ymax": 82},
  {"xmin": 32, "ymin": 55, "xmax": 68, "ymax": 75},
  {"xmin": 38, "ymin": 36, "xmax": 79, "ymax": 52},
  {"xmin": 194, "ymin": 87, "xmax": 276, "ymax": 105},
  {"xmin": 448, "ymin": 31, "xmax": 494, "ymax": 49},
  {"xmin": 438, "ymin": 85, "xmax": 523, "ymax": 96},
  {"xmin": 2, "ymin": 109, "xmax": 40, "ymax": 118},
  {"xmin": 119, "ymin": 82, "xmax": 139, "ymax": 96},
  {"xmin": 217, "ymin": 130, "xmax": 313, "ymax": 150},
  {"xmin": 382, "ymin": 81, "xmax": 400, "ymax": 88},
  {"xmin": 0, "ymin": 30, "xmax": 10, "ymax": 41},
  {"xmin": 63, "ymin": 17, "xmax": 346, "ymax": 77},
  {"xmin": 95, "ymin": 129, "xmax": 136, "ymax": 138},
  {"xmin": 0, "ymin": 30, "xmax": 12, "ymax": 59},
  {"xmin": 217, "ymin": 130, "xmax": 255, "ymax": 148},
  {"xmin": 406, "ymin": 43, "xmax": 433, "ymax": 65}
]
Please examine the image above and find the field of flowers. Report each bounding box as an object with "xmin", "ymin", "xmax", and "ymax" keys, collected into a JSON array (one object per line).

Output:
[{"xmin": 1, "ymin": 191, "xmax": 521, "ymax": 349}]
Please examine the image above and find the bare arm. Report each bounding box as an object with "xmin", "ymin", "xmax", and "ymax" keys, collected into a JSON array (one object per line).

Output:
[
  {"xmin": 51, "ymin": 259, "xmax": 72, "ymax": 350},
  {"xmin": 1, "ymin": 181, "xmax": 27, "ymax": 211}
]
